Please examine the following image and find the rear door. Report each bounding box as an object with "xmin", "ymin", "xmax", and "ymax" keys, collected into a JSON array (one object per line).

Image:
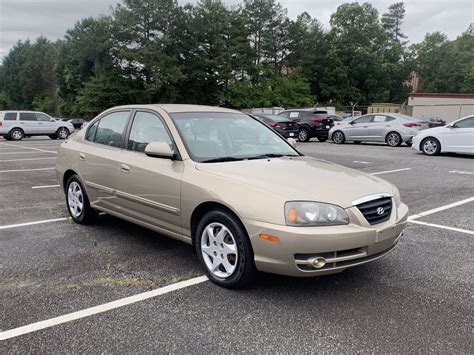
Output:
[
  {"xmin": 79, "ymin": 110, "xmax": 131, "ymax": 212},
  {"xmin": 18, "ymin": 112, "xmax": 39, "ymax": 134},
  {"xmin": 115, "ymin": 110, "xmax": 184, "ymax": 235},
  {"xmin": 443, "ymin": 117, "xmax": 474, "ymax": 154},
  {"xmin": 345, "ymin": 115, "xmax": 373, "ymax": 140}
]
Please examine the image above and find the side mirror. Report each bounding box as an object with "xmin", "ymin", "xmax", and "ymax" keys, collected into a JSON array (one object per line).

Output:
[
  {"xmin": 145, "ymin": 142, "xmax": 176, "ymax": 159},
  {"xmin": 349, "ymin": 121, "xmax": 355, "ymax": 125},
  {"xmin": 287, "ymin": 138, "xmax": 297, "ymax": 148},
  {"xmin": 448, "ymin": 124, "xmax": 457, "ymax": 129}
]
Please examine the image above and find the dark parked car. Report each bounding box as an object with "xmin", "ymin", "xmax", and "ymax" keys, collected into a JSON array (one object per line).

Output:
[
  {"xmin": 279, "ymin": 109, "xmax": 334, "ymax": 142},
  {"xmin": 252, "ymin": 114, "xmax": 299, "ymax": 138},
  {"xmin": 67, "ymin": 118, "xmax": 87, "ymax": 129},
  {"xmin": 418, "ymin": 117, "xmax": 446, "ymax": 128}
]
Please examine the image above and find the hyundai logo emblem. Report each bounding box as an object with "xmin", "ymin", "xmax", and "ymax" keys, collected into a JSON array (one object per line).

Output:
[{"xmin": 377, "ymin": 207, "xmax": 385, "ymax": 215}]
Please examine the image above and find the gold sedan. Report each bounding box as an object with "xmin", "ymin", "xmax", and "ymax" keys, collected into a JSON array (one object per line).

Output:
[{"xmin": 56, "ymin": 105, "xmax": 408, "ymax": 288}]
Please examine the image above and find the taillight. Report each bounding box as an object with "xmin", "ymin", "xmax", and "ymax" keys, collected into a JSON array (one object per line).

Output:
[
  {"xmin": 271, "ymin": 122, "xmax": 281, "ymax": 128},
  {"xmin": 310, "ymin": 118, "xmax": 322, "ymax": 123},
  {"xmin": 403, "ymin": 123, "xmax": 421, "ymax": 128}
]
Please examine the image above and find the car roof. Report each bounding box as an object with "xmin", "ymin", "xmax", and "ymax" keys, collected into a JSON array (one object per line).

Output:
[
  {"xmin": 111, "ymin": 104, "xmax": 240, "ymax": 114},
  {"xmin": 282, "ymin": 108, "xmax": 326, "ymax": 112}
]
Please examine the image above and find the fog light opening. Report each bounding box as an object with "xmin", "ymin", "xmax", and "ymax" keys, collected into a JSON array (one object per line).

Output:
[{"xmin": 312, "ymin": 257, "xmax": 326, "ymax": 269}]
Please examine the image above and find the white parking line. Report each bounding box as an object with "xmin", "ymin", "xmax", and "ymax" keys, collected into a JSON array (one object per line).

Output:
[
  {"xmin": 370, "ymin": 168, "xmax": 411, "ymax": 176},
  {"xmin": 409, "ymin": 219, "xmax": 474, "ymax": 235},
  {"xmin": 0, "ymin": 143, "xmax": 57, "ymax": 154},
  {"xmin": 31, "ymin": 184, "xmax": 60, "ymax": 189},
  {"xmin": 0, "ymin": 157, "xmax": 56, "ymax": 162},
  {"xmin": 353, "ymin": 160, "xmax": 372, "ymax": 164},
  {"xmin": 408, "ymin": 197, "xmax": 474, "ymax": 220},
  {"xmin": 449, "ymin": 170, "xmax": 473, "ymax": 175},
  {"xmin": 0, "ymin": 217, "xmax": 69, "ymax": 230},
  {"xmin": 0, "ymin": 276, "xmax": 208, "ymax": 341},
  {"xmin": 0, "ymin": 151, "xmax": 54, "ymax": 155},
  {"xmin": 0, "ymin": 167, "xmax": 55, "ymax": 173}
]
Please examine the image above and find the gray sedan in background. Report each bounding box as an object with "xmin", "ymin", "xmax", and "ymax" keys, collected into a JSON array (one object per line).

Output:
[{"xmin": 329, "ymin": 113, "xmax": 430, "ymax": 147}]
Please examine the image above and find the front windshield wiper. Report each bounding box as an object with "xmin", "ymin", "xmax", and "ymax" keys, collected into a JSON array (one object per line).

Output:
[
  {"xmin": 200, "ymin": 157, "xmax": 245, "ymax": 163},
  {"xmin": 246, "ymin": 153, "xmax": 298, "ymax": 160}
]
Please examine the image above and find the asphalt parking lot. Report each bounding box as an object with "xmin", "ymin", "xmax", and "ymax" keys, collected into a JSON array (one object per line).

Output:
[{"xmin": 0, "ymin": 137, "xmax": 473, "ymax": 352}]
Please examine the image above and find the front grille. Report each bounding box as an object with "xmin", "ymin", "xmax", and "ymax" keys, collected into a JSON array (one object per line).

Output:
[{"xmin": 356, "ymin": 197, "xmax": 392, "ymax": 225}]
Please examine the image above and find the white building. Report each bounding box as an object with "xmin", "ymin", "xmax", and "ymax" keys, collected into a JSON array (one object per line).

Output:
[{"xmin": 407, "ymin": 93, "xmax": 474, "ymax": 123}]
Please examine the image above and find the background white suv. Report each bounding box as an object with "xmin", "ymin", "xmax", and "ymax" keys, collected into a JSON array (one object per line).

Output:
[{"xmin": 0, "ymin": 111, "xmax": 75, "ymax": 141}]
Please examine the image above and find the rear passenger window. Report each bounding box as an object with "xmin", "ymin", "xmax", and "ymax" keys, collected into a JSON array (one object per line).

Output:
[
  {"xmin": 20, "ymin": 112, "xmax": 37, "ymax": 121},
  {"xmin": 4, "ymin": 112, "xmax": 17, "ymax": 120},
  {"xmin": 127, "ymin": 111, "xmax": 172, "ymax": 152},
  {"xmin": 373, "ymin": 115, "xmax": 386, "ymax": 122},
  {"xmin": 93, "ymin": 111, "xmax": 129, "ymax": 147}
]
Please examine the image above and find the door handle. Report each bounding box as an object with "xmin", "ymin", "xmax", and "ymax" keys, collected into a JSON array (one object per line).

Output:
[
  {"xmin": 120, "ymin": 164, "xmax": 130, "ymax": 173},
  {"xmin": 79, "ymin": 153, "xmax": 86, "ymax": 161}
]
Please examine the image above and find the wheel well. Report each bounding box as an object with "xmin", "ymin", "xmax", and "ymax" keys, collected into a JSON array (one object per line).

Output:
[
  {"xmin": 9, "ymin": 127, "xmax": 24, "ymax": 134},
  {"xmin": 190, "ymin": 202, "xmax": 242, "ymax": 246},
  {"xmin": 62, "ymin": 169, "xmax": 77, "ymax": 192},
  {"xmin": 385, "ymin": 131, "xmax": 401, "ymax": 142},
  {"xmin": 421, "ymin": 136, "xmax": 440, "ymax": 150}
]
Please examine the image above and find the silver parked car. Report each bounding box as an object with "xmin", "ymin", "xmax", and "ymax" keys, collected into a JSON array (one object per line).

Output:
[
  {"xmin": 329, "ymin": 113, "xmax": 430, "ymax": 147},
  {"xmin": 0, "ymin": 111, "xmax": 75, "ymax": 141}
]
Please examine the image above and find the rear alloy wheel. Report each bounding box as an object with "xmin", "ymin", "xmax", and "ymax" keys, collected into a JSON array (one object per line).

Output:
[
  {"xmin": 10, "ymin": 128, "xmax": 24, "ymax": 141},
  {"xmin": 421, "ymin": 137, "xmax": 441, "ymax": 156},
  {"xmin": 57, "ymin": 127, "xmax": 70, "ymax": 139},
  {"xmin": 196, "ymin": 209, "xmax": 256, "ymax": 289},
  {"xmin": 386, "ymin": 132, "xmax": 402, "ymax": 147},
  {"xmin": 297, "ymin": 127, "xmax": 310, "ymax": 142},
  {"xmin": 332, "ymin": 131, "xmax": 345, "ymax": 144},
  {"xmin": 66, "ymin": 175, "xmax": 96, "ymax": 224}
]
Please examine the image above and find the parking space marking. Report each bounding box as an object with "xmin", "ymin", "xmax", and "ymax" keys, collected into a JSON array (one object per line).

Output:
[
  {"xmin": 353, "ymin": 160, "xmax": 372, "ymax": 164},
  {"xmin": 0, "ymin": 217, "xmax": 69, "ymax": 231},
  {"xmin": 370, "ymin": 168, "xmax": 411, "ymax": 176},
  {"xmin": 0, "ymin": 276, "xmax": 208, "ymax": 341},
  {"xmin": 0, "ymin": 157, "xmax": 56, "ymax": 162},
  {"xmin": 31, "ymin": 184, "xmax": 60, "ymax": 189},
  {"xmin": 449, "ymin": 170, "xmax": 473, "ymax": 175},
  {"xmin": 0, "ymin": 167, "xmax": 55, "ymax": 173},
  {"xmin": 409, "ymin": 219, "xmax": 474, "ymax": 235},
  {"xmin": 0, "ymin": 143, "xmax": 57, "ymax": 154},
  {"xmin": 408, "ymin": 197, "xmax": 474, "ymax": 220}
]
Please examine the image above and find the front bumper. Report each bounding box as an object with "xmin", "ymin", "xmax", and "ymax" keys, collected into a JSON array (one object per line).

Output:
[{"xmin": 243, "ymin": 202, "xmax": 408, "ymax": 277}]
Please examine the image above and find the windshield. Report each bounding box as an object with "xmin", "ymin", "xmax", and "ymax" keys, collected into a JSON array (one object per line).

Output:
[{"xmin": 171, "ymin": 112, "xmax": 300, "ymax": 162}]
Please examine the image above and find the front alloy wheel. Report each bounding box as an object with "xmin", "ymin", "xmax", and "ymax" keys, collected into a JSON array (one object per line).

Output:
[
  {"xmin": 201, "ymin": 223, "xmax": 238, "ymax": 278},
  {"xmin": 57, "ymin": 127, "xmax": 70, "ymax": 139},
  {"xmin": 422, "ymin": 137, "xmax": 441, "ymax": 156},
  {"xmin": 66, "ymin": 175, "xmax": 95, "ymax": 224},
  {"xmin": 332, "ymin": 131, "xmax": 345, "ymax": 144}
]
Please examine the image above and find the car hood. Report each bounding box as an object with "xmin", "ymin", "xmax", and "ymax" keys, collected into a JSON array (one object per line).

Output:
[
  {"xmin": 415, "ymin": 126, "xmax": 447, "ymax": 137},
  {"xmin": 195, "ymin": 156, "xmax": 394, "ymax": 208}
]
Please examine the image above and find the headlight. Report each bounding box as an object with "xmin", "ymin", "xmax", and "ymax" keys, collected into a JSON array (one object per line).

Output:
[
  {"xmin": 392, "ymin": 186, "xmax": 401, "ymax": 208},
  {"xmin": 285, "ymin": 201, "xmax": 349, "ymax": 226}
]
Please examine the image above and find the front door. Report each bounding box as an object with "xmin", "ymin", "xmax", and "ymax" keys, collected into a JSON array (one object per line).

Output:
[
  {"xmin": 345, "ymin": 115, "xmax": 373, "ymax": 140},
  {"xmin": 115, "ymin": 110, "xmax": 184, "ymax": 236},
  {"xmin": 35, "ymin": 112, "xmax": 56, "ymax": 134},
  {"xmin": 443, "ymin": 117, "xmax": 474, "ymax": 154}
]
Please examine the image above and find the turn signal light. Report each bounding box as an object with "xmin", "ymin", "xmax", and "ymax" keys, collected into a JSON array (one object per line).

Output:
[{"xmin": 259, "ymin": 234, "xmax": 280, "ymax": 243}]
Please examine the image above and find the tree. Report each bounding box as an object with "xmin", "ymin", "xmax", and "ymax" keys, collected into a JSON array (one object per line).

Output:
[{"xmin": 382, "ymin": 2, "xmax": 408, "ymax": 45}]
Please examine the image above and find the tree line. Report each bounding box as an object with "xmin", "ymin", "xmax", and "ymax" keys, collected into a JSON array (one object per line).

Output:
[{"xmin": 0, "ymin": 0, "xmax": 472, "ymax": 118}]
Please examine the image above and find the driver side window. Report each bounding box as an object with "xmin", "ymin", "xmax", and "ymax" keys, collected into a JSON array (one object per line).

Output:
[
  {"xmin": 127, "ymin": 111, "xmax": 173, "ymax": 152},
  {"xmin": 455, "ymin": 117, "xmax": 474, "ymax": 128}
]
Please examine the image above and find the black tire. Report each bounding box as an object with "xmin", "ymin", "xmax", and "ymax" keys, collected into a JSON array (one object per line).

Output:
[
  {"xmin": 421, "ymin": 137, "xmax": 441, "ymax": 156},
  {"xmin": 331, "ymin": 130, "xmax": 345, "ymax": 144},
  {"xmin": 65, "ymin": 175, "xmax": 96, "ymax": 224},
  {"xmin": 49, "ymin": 135, "xmax": 58, "ymax": 140},
  {"xmin": 386, "ymin": 131, "xmax": 402, "ymax": 147},
  {"xmin": 195, "ymin": 209, "xmax": 256, "ymax": 289},
  {"xmin": 353, "ymin": 141, "xmax": 362, "ymax": 144},
  {"xmin": 317, "ymin": 137, "xmax": 328, "ymax": 142},
  {"xmin": 57, "ymin": 127, "xmax": 70, "ymax": 139},
  {"xmin": 297, "ymin": 127, "xmax": 311, "ymax": 142},
  {"xmin": 10, "ymin": 128, "xmax": 24, "ymax": 141}
]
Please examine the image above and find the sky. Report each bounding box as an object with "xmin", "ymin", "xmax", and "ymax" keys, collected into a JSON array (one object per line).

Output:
[{"xmin": 0, "ymin": 0, "xmax": 472, "ymax": 59}]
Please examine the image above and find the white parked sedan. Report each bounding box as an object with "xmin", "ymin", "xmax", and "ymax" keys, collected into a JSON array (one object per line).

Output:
[{"xmin": 412, "ymin": 115, "xmax": 474, "ymax": 156}]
